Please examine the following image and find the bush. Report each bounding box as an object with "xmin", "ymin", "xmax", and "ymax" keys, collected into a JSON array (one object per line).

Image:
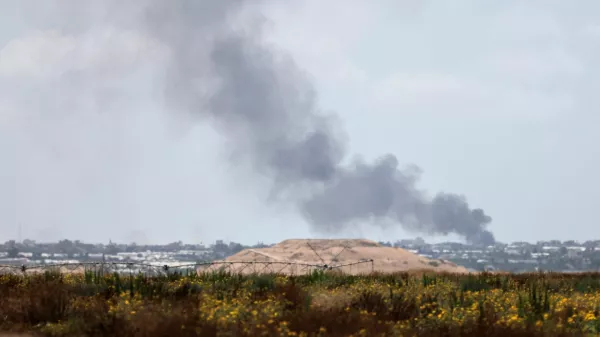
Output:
[{"xmin": 1, "ymin": 271, "xmax": 600, "ymax": 336}]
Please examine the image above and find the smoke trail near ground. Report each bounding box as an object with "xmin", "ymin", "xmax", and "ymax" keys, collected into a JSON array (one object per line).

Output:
[
  {"xmin": 139, "ymin": 1, "xmax": 495, "ymax": 245},
  {"xmin": 3, "ymin": 0, "xmax": 495, "ymax": 245}
]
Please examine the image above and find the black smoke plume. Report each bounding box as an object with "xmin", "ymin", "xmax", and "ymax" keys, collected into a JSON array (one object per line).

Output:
[
  {"xmin": 138, "ymin": 1, "xmax": 495, "ymax": 245},
  {"xmin": 6, "ymin": 1, "xmax": 491, "ymax": 244}
]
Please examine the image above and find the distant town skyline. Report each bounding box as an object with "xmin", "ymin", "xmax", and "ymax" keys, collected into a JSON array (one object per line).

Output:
[
  {"xmin": 4, "ymin": 235, "xmax": 600, "ymax": 248},
  {"xmin": 3, "ymin": 237, "xmax": 600, "ymax": 274}
]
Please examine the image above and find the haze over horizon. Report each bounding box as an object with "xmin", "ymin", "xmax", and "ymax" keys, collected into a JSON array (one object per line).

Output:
[{"xmin": 2, "ymin": 1, "xmax": 600, "ymax": 245}]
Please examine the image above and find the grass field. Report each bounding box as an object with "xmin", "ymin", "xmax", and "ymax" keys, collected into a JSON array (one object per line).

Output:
[{"xmin": 1, "ymin": 269, "xmax": 600, "ymax": 336}]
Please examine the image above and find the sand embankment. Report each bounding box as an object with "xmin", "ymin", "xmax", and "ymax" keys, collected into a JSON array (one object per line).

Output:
[{"xmin": 197, "ymin": 239, "xmax": 470, "ymax": 275}]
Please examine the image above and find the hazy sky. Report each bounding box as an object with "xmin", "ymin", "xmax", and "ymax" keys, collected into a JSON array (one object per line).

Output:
[{"xmin": 1, "ymin": 1, "xmax": 600, "ymax": 245}]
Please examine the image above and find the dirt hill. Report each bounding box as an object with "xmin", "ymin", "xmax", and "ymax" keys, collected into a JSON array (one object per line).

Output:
[{"xmin": 197, "ymin": 239, "xmax": 470, "ymax": 275}]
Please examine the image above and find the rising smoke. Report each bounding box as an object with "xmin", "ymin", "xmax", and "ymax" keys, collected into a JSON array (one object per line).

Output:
[
  {"xmin": 5, "ymin": 1, "xmax": 495, "ymax": 245},
  {"xmin": 139, "ymin": 1, "xmax": 495, "ymax": 245}
]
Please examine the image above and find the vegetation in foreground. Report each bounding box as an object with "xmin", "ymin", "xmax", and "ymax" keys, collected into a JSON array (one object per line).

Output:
[{"xmin": 1, "ymin": 269, "xmax": 600, "ymax": 336}]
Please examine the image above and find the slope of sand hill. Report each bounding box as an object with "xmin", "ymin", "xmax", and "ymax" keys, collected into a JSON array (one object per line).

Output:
[{"xmin": 197, "ymin": 239, "xmax": 470, "ymax": 275}]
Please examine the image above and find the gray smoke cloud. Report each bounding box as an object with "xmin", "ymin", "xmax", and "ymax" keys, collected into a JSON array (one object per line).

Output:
[
  {"xmin": 138, "ymin": 1, "xmax": 495, "ymax": 245},
  {"xmin": 5, "ymin": 0, "xmax": 494, "ymax": 245}
]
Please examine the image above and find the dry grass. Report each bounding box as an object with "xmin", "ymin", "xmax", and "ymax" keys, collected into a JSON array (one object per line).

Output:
[{"xmin": 2, "ymin": 270, "xmax": 600, "ymax": 336}]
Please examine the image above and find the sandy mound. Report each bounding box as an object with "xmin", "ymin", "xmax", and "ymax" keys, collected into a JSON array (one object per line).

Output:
[{"xmin": 197, "ymin": 239, "xmax": 470, "ymax": 275}]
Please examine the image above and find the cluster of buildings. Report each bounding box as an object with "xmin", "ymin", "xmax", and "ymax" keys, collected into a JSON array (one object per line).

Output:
[
  {"xmin": 0, "ymin": 239, "xmax": 266, "ymax": 270},
  {"xmin": 2, "ymin": 238, "xmax": 600, "ymax": 273},
  {"xmin": 383, "ymin": 238, "xmax": 600, "ymax": 273}
]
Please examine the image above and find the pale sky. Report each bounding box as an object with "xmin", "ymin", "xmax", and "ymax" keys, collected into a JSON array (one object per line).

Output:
[{"xmin": 1, "ymin": 1, "xmax": 599, "ymax": 245}]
